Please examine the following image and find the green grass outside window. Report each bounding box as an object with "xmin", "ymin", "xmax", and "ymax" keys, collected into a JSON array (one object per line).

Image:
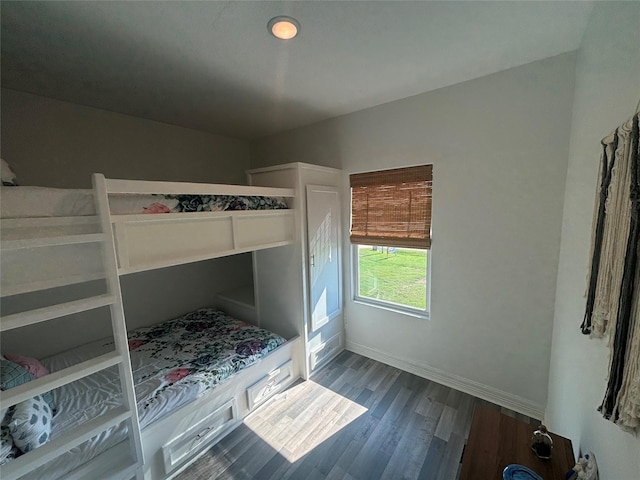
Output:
[{"xmin": 357, "ymin": 246, "xmax": 427, "ymax": 310}]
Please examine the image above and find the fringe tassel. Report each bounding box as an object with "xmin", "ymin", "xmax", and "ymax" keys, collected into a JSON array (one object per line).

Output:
[
  {"xmin": 614, "ymin": 253, "xmax": 640, "ymax": 431},
  {"xmin": 594, "ymin": 113, "xmax": 640, "ymax": 429},
  {"xmin": 582, "ymin": 139, "xmax": 616, "ymax": 334},
  {"xmin": 592, "ymin": 136, "xmax": 632, "ymax": 337}
]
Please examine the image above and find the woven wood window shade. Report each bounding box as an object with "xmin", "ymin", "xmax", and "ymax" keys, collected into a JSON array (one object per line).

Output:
[{"xmin": 350, "ymin": 165, "xmax": 433, "ymax": 248}]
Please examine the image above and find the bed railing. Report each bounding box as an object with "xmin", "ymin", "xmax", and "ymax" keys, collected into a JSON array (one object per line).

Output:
[
  {"xmin": 104, "ymin": 177, "xmax": 295, "ymax": 197},
  {"xmin": 98, "ymin": 174, "xmax": 297, "ymax": 274}
]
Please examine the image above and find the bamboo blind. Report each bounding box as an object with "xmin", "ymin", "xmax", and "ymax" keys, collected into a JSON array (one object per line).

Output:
[{"xmin": 350, "ymin": 165, "xmax": 433, "ymax": 248}]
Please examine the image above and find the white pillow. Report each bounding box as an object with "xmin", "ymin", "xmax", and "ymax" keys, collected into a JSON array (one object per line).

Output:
[
  {"xmin": 1, "ymin": 159, "xmax": 18, "ymax": 186},
  {"xmin": 8, "ymin": 395, "xmax": 52, "ymax": 453}
]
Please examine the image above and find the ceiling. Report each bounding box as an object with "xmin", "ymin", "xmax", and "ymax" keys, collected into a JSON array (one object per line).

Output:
[{"xmin": 1, "ymin": 1, "xmax": 594, "ymax": 139}]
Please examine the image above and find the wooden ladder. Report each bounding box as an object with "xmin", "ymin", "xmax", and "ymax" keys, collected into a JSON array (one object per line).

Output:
[{"xmin": 0, "ymin": 175, "xmax": 144, "ymax": 479}]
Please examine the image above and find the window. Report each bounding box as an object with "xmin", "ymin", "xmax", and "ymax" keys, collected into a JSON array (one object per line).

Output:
[{"xmin": 350, "ymin": 165, "xmax": 433, "ymax": 316}]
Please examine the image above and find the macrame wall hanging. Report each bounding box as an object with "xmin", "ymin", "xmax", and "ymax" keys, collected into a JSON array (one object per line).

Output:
[{"xmin": 582, "ymin": 110, "xmax": 639, "ymax": 431}]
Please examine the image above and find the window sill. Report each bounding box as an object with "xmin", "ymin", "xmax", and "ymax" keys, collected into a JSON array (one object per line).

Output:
[{"xmin": 353, "ymin": 297, "xmax": 430, "ymax": 320}]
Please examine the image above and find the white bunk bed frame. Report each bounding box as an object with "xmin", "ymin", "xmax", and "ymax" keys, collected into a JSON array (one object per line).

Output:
[
  {"xmin": 0, "ymin": 174, "xmax": 302, "ymax": 479},
  {"xmin": 104, "ymin": 177, "xmax": 296, "ymax": 274}
]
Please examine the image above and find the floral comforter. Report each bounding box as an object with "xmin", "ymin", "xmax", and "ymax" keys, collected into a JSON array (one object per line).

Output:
[
  {"xmin": 164, "ymin": 194, "xmax": 288, "ymax": 213},
  {"xmin": 140, "ymin": 194, "xmax": 288, "ymax": 214},
  {"xmin": 0, "ymin": 186, "xmax": 289, "ymax": 218},
  {"xmin": 127, "ymin": 307, "xmax": 286, "ymax": 418}
]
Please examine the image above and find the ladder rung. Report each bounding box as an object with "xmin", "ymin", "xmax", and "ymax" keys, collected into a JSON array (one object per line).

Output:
[
  {"xmin": 0, "ymin": 406, "xmax": 133, "ymax": 480},
  {"xmin": 0, "ymin": 272, "xmax": 106, "ymax": 297},
  {"xmin": 1, "ymin": 216, "xmax": 99, "ymax": 228},
  {"xmin": 1, "ymin": 216, "xmax": 101, "ymax": 241},
  {"xmin": 63, "ymin": 441, "xmax": 138, "ymax": 480},
  {"xmin": 102, "ymin": 462, "xmax": 140, "ymax": 480},
  {"xmin": 0, "ymin": 294, "xmax": 115, "ymax": 331},
  {"xmin": 0, "ymin": 351, "xmax": 123, "ymax": 409},
  {"xmin": 1, "ymin": 233, "xmax": 106, "ymax": 249}
]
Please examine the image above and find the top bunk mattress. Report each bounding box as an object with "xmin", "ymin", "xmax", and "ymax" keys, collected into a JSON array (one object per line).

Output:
[
  {"xmin": 0, "ymin": 186, "xmax": 289, "ymax": 219},
  {"xmin": 2, "ymin": 308, "xmax": 287, "ymax": 479}
]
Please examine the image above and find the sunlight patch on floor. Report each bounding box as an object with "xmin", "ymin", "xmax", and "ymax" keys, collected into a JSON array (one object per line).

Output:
[{"xmin": 244, "ymin": 380, "xmax": 368, "ymax": 463}]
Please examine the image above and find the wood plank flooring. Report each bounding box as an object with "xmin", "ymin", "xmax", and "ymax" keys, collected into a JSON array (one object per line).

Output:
[{"xmin": 177, "ymin": 351, "xmax": 539, "ymax": 480}]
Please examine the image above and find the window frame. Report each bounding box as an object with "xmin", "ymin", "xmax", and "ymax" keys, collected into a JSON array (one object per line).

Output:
[
  {"xmin": 351, "ymin": 244, "xmax": 431, "ymax": 319},
  {"xmin": 349, "ymin": 164, "xmax": 433, "ymax": 319}
]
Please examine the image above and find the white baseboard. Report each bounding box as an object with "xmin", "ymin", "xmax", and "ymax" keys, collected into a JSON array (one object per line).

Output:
[{"xmin": 346, "ymin": 341, "xmax": 545, "ymax": 420}]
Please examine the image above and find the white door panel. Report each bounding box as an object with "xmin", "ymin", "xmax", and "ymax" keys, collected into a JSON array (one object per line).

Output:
[{"xmin": 306, "ymin": 185, "xmax": 341, "ymax": 332}]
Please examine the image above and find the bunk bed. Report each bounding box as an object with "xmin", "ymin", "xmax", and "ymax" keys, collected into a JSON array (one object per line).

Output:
[
  {"xmin": 1, "ymin": 175, "xmax": 297, "ymax": 275},
  {"xmin": 0, "ymin": 173, "xmax": 302, "ymax": 479}
]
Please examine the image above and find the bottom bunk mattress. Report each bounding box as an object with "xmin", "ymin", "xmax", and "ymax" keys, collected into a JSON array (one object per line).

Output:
[{"xmin": 6, "ymin": 308, "xmax": 287, "ymax": 479}]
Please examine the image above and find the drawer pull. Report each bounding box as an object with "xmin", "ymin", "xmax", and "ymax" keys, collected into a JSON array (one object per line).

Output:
[
  {"xmin": 162, "ymin": 398, "xmax": 237, "ymax": 475},
  {"xmin": 196, "ymin": 426, "xmax": 213, "ymax": 439},
  {"xmin": 247, "ymin": 359, "xmax": 293, "ymax": 410}
]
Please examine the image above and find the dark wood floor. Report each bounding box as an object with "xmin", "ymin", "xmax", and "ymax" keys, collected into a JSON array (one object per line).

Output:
[{"xmin": 177, "ymin": 351, "xmax": 539, "ymax": 480}]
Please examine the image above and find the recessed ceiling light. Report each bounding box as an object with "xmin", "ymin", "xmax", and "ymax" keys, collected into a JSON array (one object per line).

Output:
[{"xmin": 268, "ymin": 16, "xmax": 300, "ymax": 40}]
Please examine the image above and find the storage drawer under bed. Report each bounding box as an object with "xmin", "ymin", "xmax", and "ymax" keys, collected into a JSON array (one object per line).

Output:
[
  {"xmin": 246, "ymin": 359, "xmax": 294, "ymax": 410},
  {"xmin": 161, "ymin": 398, "xmax": 238, "ymax": 475}
]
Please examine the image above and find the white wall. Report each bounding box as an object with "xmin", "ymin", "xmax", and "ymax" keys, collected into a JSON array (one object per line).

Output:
[
  {"xmin": 1, "ymin": 88, "xmax": 249, "ymax": 188},
  {"xmin": 0, "ymin": 90, "xmax": 255, "ymax": 356},
  {"xmin": 251, "ymin": 53, "xmax": 577, "ymax": 416},
  {"xmin": 547, "ymin": 3, "xmax": 640, "ymax": 478}
]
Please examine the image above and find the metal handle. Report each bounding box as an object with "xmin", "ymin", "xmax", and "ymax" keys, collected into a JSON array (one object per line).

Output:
[
  {"xmin": 196, "ymin": 426, "xmax": 213, "ymax": 439},
  {"xmin": 311, "ymin": 254, "xmax": 315, "ymax": 267}
]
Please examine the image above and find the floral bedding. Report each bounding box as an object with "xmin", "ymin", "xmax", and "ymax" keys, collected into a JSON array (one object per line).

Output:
[
  {"xmin": 43, "ymin": 307, "xmax": 287, "ymax": 429},
  {"xmin": 164, "ymin": 194, "xmax": 288, "ymax": 213},
  {"xmin": 0, "ymin": 186, "xmax": 289, "ymax": 218},
  {"xmin": 126, "ymin": 307, "xmax": 286, "ymax": 416}
]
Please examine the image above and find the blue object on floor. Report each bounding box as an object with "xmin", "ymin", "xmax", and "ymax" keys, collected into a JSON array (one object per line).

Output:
[{"xmin": 503, "ymin": 464, "xmax": 544, "ymax": 480}]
